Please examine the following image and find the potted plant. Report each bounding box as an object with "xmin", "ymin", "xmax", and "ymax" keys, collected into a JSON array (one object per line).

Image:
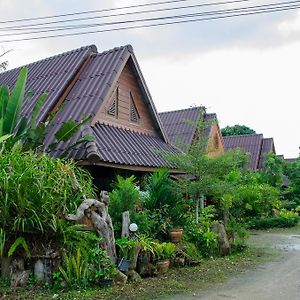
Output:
[
  {"xmin": 134, "ymin": 234, "xmax": 155, "ymax": 270},
  {"xmin": 115, "ymin": 237, "xmax": 136, "ymax": 272},
  {"xmin": 170, "ymin": 228, "xmax": 184, "ymax": 243},
  {"xmin": 154, "ymin": 242, "xmax": 176, "ymax": 274}
]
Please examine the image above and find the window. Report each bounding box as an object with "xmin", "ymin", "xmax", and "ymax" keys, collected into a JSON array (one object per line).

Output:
[
  {"xmin": 130, "ymin": 92, "xmax": 140, "ymax": 123},
  {"xmin": 107, "ymin": 88, "xmax": 118, "ymax": 118}
]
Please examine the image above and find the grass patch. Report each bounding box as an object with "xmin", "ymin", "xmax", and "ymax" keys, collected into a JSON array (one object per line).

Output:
[{"xmin": 0, "ymin": 246, "xmax": 272, "ymax": 300}]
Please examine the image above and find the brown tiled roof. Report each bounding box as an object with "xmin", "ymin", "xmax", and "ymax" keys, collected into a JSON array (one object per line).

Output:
[
  {"xmin": 158, "ymin": 107, "xmax": 218, "ymax": 152},
  {"xmin": 0, "ymin": 45, "xmax": 96, "ymax": 123},
  {"xmin": 92, "ymin": 123, "xmax": 177, "ymax": 167},
  {"xmin": 0, "ymin": 45, "xmax": 179, "ymax": 169},
  {"xmin": 258, "ymin": 138, "xmax": 275, "ymax": 169},
  {"xmin": 223, "ymin": 134, "xmax": 275, "ymax": 170}
]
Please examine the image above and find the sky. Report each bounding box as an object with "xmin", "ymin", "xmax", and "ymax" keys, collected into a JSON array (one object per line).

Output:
[{"xmin": 0, "ymin": 0, "xmax": 299, "ymax": 158}]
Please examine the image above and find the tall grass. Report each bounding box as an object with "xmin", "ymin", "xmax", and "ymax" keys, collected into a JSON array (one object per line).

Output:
[{"xmin": 0, "ymin": 150, "xmax": 96, "ymax": 236}]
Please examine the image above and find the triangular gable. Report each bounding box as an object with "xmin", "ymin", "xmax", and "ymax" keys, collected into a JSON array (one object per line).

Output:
[
  {"xmin": 94, "ymin": 59, "xmax": 159, "ymax": 136},
  {"xmin": 159, "ymin": 107, "xmax": 224, "ymax": 155},
  {"xmin": 87, "ymin": 45, "xmax": 168, "ymax": 142}
]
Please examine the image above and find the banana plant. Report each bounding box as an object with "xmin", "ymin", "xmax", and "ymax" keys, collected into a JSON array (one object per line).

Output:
[{"xmin": 0, "ymin": 67, "xmax": 94, "ymax": 156}]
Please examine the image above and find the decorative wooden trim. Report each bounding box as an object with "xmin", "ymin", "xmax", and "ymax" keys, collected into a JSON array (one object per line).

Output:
[
  {"xmin": 106, "ymin": 87, "xmax": 119, "ymax": 118},
  {"xmin": 129, "ymin": 91, "xmax": 140, "ymax": 124}
]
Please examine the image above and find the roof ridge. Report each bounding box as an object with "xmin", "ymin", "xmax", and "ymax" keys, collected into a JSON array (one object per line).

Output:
[
  {"xmin": 223, "ymin": 133, "xmax": 263, "ymax": 138},
  {"xmin": 159, "ymin": 106, "xmax": 204, "ymax": 115},
  {"xmin": 97, "ymin": 44, "xmax": 133, "ymax": 57},
  {"xmin": 1, "ymin": 44, "xmax": 97, "ymax": 75}
]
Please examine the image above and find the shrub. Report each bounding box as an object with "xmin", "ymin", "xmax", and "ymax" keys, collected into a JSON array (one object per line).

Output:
[
  {"xmin": 153, "ymin": 242, "xmax": 176, "ymax": 261},
  {"xmin": 247, "ymin": 214, "xmax": 299, "ymax": 230},
  {"xmin": 109, "ymin": 176, "xmax": 140, "ymax": 236},
  {"xmin": 0, "ymin": 150, "xmax": 96, "ymax": 256},
  {"xmin": 184, "ymin": 206, "xmax": 218, "ymax": 257}
]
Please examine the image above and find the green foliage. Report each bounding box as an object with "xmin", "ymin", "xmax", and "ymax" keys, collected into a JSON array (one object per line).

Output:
[
  {"xmin": 221, "ymin": 124, "xmax": 256, "ymax": 136},
  {"xmin": 115, "ymin": 236, "xmax": 137, "ymax": 260},
  {"xmin": 221, "ymin": 170, "xmax": 281, "ymax": 220},
  {"xmin": 165, "ymin": 114, "xmax": 248, "ymax": 224},
  {"xmin": 59, "ymin": 248, "xmax": 89, "ymax": 288},
  {"xmin": 0, "ymin": 150, "xmax": 96, "ymax": 256},
  {"xmin": 184, "ymin": 206, "xmax": 218, "ymax": 257},
  {"xmin": 0, "ymin": 228, "xmax": 6, "ymax": 257},
  {"xmin": 8, "ymin": 237, "xmax": 31, "ymax": 257},
  {"xmin": 133, "ymin": 234, "xmax": 155, "ymax": 254},
  {"xmin": 177, "ymin": 241, "xmax": 202, "ymax": 260},
  {"xmin": 109, "ymin": 175, "xmax": 140, "ymax": 236},
  {"xmin": 0, "ymin": 67, "xmax": 94, "ymax": 156},
  {"xmin": 143, "ymin": 169, "xmax": 172, "ymax": 210},
  {"xmin": 153, "ymin": 242, "xmax": 176, "ymax": 261},
  {"xmin": 226, "ymin": 219, "xmax": 249, "ymax": 248},
  {"xmin": 247, "ymin": 215, "xmax": 299, "ymax": 229}
]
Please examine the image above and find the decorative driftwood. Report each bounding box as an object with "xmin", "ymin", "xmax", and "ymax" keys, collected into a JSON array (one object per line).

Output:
[
  {"xmin": 66, "ymin": 191, "xmax": 117, "ymax": 263},
  {"xmin": 121, "ymin": 211, "xmax": 130, "ymax": 238}
]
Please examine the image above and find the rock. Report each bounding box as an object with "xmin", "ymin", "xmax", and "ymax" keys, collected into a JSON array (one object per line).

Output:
[
  {"xmin": 174, "ymin": 257, "xmax": 185, "ymax": 267},
  {"xmin": 212, "ymin": 222, "xmax": 230, "ymax": 256},
  {"xmin": 126, "ymin": 270, "xmax": 142, "ymax": 283},
  {"xmin": 113, "ymin": 270, "xmax": 127, "ymax": 286},
  {"xmin": 34, "ymin": 259, "xmax": 45, "ymax": 282},
  {"xmin": 1, "ymin": 257, "xmax": 12, "ymax": 278},
  {"xmin": 10, "ymin": 270, "xmax": 30, "ymax": 287},
  {"xmin": 138, "ymin": 263, "xmax": 158, "ymax": 278}
]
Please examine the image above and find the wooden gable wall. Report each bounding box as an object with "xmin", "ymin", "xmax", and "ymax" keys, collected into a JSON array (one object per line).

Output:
[
  {"xmin": 207, "ymin": 124, "xmax": 225, "ymax": 157},
  {"xmin": 93, "ymin": 61, "xmax": 158, "ymax": 136}
]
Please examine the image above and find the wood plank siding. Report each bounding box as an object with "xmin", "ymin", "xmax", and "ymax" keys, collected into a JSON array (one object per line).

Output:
[{"xmin": 93, "ymin": 63, "xmax": 157, "ymax": 136}]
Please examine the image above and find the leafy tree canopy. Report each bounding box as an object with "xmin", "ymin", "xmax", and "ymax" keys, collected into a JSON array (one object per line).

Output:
[{"xmin": 221, "ymin": 124, "xmax": 256, "ymax": 136}]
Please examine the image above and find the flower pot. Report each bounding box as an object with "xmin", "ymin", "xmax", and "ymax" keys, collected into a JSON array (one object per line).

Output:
[
  {"xmin": 99, "ymin": 279, "xmax": 113, "ymax": 288},
  {"xmin": 118, "ymin": 258, "xmax": 131, "ymax": 272},
  {"xmin": 156, "ymin": 259, "xmax": 170, "ymax": 274},
  {"xmin": 170, "ymin": 228, "xmax": 183, "ymax": 243}
]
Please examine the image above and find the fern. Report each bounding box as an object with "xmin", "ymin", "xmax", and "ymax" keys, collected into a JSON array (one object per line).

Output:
[{"xmin": 8, "ymin": 237, "xmax": 31, "ymax": 257}]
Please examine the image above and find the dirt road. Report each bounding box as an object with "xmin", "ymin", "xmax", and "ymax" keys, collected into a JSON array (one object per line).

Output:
[{"xmin": 166, "ymin": 229, "xmax": 300, "ymax": 300}]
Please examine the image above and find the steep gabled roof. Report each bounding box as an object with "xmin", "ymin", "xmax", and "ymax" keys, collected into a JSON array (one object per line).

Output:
[
  {"xmin": 258, "ymin": 138, "xmax": 275, "ymax": 169},
  {"xmin": 0, "ymin": 45, "xmax": 178, "ymax": 169},
  {"xmin": 223, "ymin": 134, "xmax": 275, "ymax": 170},
  {"xmin": 0, "ymin": 45, "xmax": 96, "ymax": 123},
  {"xmin": 158, "ymin": 106, "xmax": 220, "ymax": 152}
]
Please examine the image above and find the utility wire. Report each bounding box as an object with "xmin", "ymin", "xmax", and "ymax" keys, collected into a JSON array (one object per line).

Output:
[
  {"xmin": 0, "ymin": 0, "xmax": 298, "ymax": 38},
  {"xmin": 0, "ymin": 0, "xmax": 255, "ymax": 31},
  {"xmin": 0, "ymin": 0, "xmax": 251, "ymax": 24},
  {"xmin": 0, "ymin": 3, "xmax": 299, "ymax": 43},
  {"xmin": 0, "ymin": 0, "xmax": 254, "ymax": 31}
]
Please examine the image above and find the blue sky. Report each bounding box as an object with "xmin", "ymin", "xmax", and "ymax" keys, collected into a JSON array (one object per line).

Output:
[{"xmin": 1, "ymin": 0, "xmax": 299, "ymax": 157}]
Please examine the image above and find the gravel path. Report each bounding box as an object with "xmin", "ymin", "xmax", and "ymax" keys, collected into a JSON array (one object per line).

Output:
[{"xmin": 166, "ymin": 230, "xmax": 300, "ymax": 300}]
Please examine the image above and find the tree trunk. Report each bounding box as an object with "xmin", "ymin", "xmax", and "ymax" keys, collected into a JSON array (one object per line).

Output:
[{"xmin": 196, "ymin": 199, "xmax": 199, "ymax": 224}]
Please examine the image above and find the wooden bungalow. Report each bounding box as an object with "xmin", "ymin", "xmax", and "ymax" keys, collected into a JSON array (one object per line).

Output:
[
  {"xmin": 222, "ymin": 134, "xmax": 276, "ymax": 170},
  {"xmin": 0, "ymin": 45, "xmax": 181, "ymax": 188},
  {"xmin": 159, "ymin": 107, "xmax": 225, "ymax": 157}
]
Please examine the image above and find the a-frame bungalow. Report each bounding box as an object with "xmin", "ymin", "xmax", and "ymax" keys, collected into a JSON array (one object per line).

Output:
[
  {"xmin": 159, "ymin": 107, "xmax": 225, "ymax": 157},
  {"xmin": 0, "ymin": 45, "xmax": 181, "ymax": 188}
]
